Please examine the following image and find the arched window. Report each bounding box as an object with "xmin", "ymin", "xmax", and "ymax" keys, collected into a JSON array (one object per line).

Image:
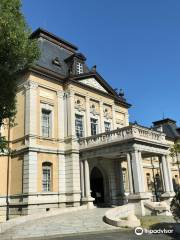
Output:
[{"xmin": 42, "ymin": 162, "xmax": 52, "ymax": 192}]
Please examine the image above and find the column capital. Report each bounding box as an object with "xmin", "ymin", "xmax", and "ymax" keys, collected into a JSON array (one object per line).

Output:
[
  {"xmin": 24, "ymin": 80, "xmax": 38, "ymax": 90},
  {"xmin": 66, "ymin": 90, "xmax": 75, "ymax": 98},
  {"xmin": 57, "ymin": 91, "xmax": 64, "ymax": 98}
]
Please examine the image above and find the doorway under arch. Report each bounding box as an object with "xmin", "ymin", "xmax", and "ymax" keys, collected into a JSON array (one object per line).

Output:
[{"xmin": 90, "ymin": 167, "xmax": 105, "ymax": 205}]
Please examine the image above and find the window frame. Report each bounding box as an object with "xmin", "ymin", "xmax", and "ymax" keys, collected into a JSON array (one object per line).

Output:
[
  {"xmin": 75, "ymin": 114, "xmax": 84, "ymax": 138},
  {"xmin": 40, "ymin": 103, "xmax": 53, "ymax": 138},
  {"xmin": 42, "ymin": 162, "xmax": 52, "ymax": 192},
  {"xmin": 90, "ymin": 117, "xmax": 99, "ymax": 136},
  {"xmin": 104, "ymin": 121, "xmax": 111, "ymax": 132},
  {"xmin": 76, "ymin": 62, "xmax": 83, "ymax": 74}
]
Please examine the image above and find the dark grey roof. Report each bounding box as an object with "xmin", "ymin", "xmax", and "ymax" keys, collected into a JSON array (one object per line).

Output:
[
  {"xmin": 31, "ymin": 28, "xmax": 90, "ymax": 77},
  {"xmin": 153, "ymin": 118, "xmax": 180, "ymax": 140},
  {"xmin": 36, "ymin": 37, "xmax": 71, "ymax": 76},
  {"xmin": 31, "ymin": 28, "xmax": 78, "ymax": 51},
  {"xmin": 30, "ymin": 28, "xmax": 132, "ymax": 107}
]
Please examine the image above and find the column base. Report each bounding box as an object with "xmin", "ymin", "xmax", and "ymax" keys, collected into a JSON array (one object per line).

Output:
[
  {"xmin": 161, "ymin": 192, "xmax": 175, "ymax": 204},
  {"xmin": 128, "ymin": 192, "xmax": 151, "ymax": 201},
  {"xmin": 81, "ymin": 197, "xmax": 95, "ymax": 209},
  {"xmin": 127, "ymin": 193, "xmax": 151, "ymax": 216}
]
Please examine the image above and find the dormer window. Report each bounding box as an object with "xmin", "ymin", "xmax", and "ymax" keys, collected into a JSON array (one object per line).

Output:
[
  {"xmin": 76, "ymin": 62, "xmax": 83, "ymax": 74},
  {"xmin": 52, "ymin": 57, "xmax": 61, "ymax": 67}
]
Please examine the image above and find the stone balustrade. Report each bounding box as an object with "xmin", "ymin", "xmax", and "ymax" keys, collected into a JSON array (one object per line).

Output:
[{"xmin": 79, "ymin": 124, "xmax": 166, "ymax": 150}]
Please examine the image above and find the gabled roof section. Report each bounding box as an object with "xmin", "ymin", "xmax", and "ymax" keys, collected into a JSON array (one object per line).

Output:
[
  {"xmin": 71, "ymin": 72, "xmax": 131, "ymax": 108},
  {"xmin": 31, "ymin": 28, "xmax": 78, "ymax": 52}
]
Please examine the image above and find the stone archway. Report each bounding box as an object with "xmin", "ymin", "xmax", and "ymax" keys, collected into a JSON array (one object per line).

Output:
[{"xmin": 90, "ymin": 167, "xmax": 105, "ymax": 205}]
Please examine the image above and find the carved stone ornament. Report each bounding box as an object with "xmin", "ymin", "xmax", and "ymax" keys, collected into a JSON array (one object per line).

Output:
[{"xmin": 24, "ymin": 80, "xmax": 38, "ymax": 90}]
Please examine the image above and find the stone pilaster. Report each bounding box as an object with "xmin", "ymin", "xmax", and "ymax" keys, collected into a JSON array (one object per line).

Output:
[
  {"xmin": 99, "ymin": 101, "xmax": 105, "ymax": 133},
  {"xmin": 66, "ymin": 91, "xmax": 76, "ymax": 137},
  {"xmin": 112, "ymin": 105, "xmax": 116, "ymax": 130},
  {"xmin": 23, "ymin": 151, "xmax": 38, "ymax": 194},
  {"xmin": 24, "ymin": 80, "xmax": 38, "ymax": 146},
  {"xmin": 57, "ymin": 91, "xmax": 65, "ymax": 141},
  {"xmin": 85, "ymin": 96, "xmax": 91, "ymax": 136},
  {"xmin": 58, "ymin": 154, "xmax": 66, "ymax": 203},
  {"xmin": 65, "ymin": 153, "xmax": 81, "ymax": 205}
]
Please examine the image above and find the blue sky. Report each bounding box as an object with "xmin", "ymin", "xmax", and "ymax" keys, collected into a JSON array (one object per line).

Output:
[{"xmin": 22, "ymin": 0, "xmax": 180, "ymax": 127}]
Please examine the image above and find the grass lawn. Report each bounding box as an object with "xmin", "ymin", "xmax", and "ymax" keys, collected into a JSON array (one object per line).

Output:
[{"xmin": 140, "ymin": 215, "xmax": 175, "ymax": 229}]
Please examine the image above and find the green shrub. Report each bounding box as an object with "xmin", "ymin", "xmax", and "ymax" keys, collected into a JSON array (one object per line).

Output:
[{"xmin": 170, "ymin": 191, "xmax": 180, "ymax": 223}]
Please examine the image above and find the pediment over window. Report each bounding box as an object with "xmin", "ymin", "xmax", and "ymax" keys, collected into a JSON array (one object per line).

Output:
[{"xmin": 79, "ymin": 77, "xmax": 108, "ymax": 93}]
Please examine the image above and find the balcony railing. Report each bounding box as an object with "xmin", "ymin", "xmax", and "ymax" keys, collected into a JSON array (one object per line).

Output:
[{"xmin": 79, "ymin": 124, "xmax": 166, "ymax": 150}]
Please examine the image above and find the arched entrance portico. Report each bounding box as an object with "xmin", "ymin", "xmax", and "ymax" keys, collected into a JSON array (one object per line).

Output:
[{"xmin": 90, "ymin": 167, "xmax": 105, "ymax": 205}]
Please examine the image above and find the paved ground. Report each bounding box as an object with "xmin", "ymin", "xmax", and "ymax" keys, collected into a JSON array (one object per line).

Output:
[
  {"xmin": 2, "ymin": 230, "xmax": 177, "ymax": 240},
  {"xmin": 45, "ymin": 231, "xmax": 177, "ymax": 240},
  {"xmin": 0, "ymin": 208, "xmax": 117, "ymax": 240},
  {"xmin": 0, "ymin": 208, "xmax": 177, "ymax": 240}
]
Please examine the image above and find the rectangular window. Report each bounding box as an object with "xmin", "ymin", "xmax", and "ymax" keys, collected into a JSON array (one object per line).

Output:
[
  {"xmin": 41, "ymin": 109, "xmax": 51, "ymax": 138},
  {"xmin": 76, "ymin": 62, "xmax": 83, "ymax": 74},
  {"xmin": 42, "ymin": 166, "xmax": 51, "ymax": 192},
  {"xmin": 91, "ymin": 118, "xmax": 98, "ymax": 136},
  {"xmin": 104, "ymin": 121, "xmax": 111, "ymax": 132},
  {"xmin": 75, "ymin": 114, "xmax": 84, "ymax": 138}
]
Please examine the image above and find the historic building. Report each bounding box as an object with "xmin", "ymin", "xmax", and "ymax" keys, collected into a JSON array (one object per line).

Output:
[{"xmin": 0, "ymin": 28, "xmax": 179, "ymax": 221}]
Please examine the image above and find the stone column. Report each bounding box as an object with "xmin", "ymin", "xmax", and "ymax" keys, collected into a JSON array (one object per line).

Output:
[
  {"xmin": 119, "ymin": 161, "xmax": 125, "ymax": 195},
  {"xmin": 80, "ymin": 161, "xmax": 85, "ymax": 198},
  {"xmin": 128, "ymin": 150, "xmax": 147, "ymax": 216},
  {"xmin": 131, "ymin": 150, "xmax": 145, "ymax": 193},
  {"xmin": 166, "ymin": 156, "xmax": 174, "ymax": 192},
  {"xmin": 57, "ymin": 91, "xmax": 65, "ymax": 141},
  {"xmin": 99, "ymin": 101, "xmax": 105, "ymax": 133},
  {"xmin": 163, "ymin": 155, "xmax": 174, "ymax": 192},
  {"xmin": 85, "ymin": 96, "xmax": 91, "ymax": 136},
  {"xmin": 127, "ymin": 152, "xmax": 134, "ymax": 194},
  {"xmin": 161, "ymin": 155, "xmax": 170, "ymax": 192},
  {"xmin": 24, "ymin": 80, "xmax": 38, "ymax": 146},
  {"xmin": 84, "ymin": 159, "xmax": 91, "ymax": 197},
  {"xmin": 23, "ymin": 151, "xmax": 38, "ymax": 194},
  {"xmin": 159, "ymin": 159, "xmax": 165, "ymax": 192}
]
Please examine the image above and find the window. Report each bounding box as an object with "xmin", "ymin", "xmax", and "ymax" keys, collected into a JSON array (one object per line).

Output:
[
  {"xmin": 91, "ymin": 118, "xmax": 98, "ymax": 136},
  {"xmin": 75, "ymin": 114, "xmax": 84, "ymax": 138},
  {"xmin": 76, "ymin": 62, "xmax": 83, "ymax": 74},
  {"xmin": 41, "ymin": 109, "xmax": 51, "ymax": 138},
  {"xmin": 104, "ymin": 122, "xmax": 111, "ymax": 132},
  {"xmin": 42, "ymin": 163, "xmax": 52, "ymax": 192}
]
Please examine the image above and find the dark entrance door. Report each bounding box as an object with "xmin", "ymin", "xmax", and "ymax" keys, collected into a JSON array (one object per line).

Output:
[{"xmin": 90, "ymin": 167, "xmax": 104, "ymax": 205}]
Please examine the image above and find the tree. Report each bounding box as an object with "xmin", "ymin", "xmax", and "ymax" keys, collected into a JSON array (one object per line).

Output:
[
  {"xmin": 169, "ymin": 140, "xmax": 180, "ymax": 192},
  {"xmin": 169, "ymin": 140, "xmax": 180, "ymax": 158},
  {"xmin": 169, "ymin": 142, "xmax": 180, "ymax": 222},
  {"xmin": 0, "ymin": 0, "xmax": 40, "ymax": 151}
]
